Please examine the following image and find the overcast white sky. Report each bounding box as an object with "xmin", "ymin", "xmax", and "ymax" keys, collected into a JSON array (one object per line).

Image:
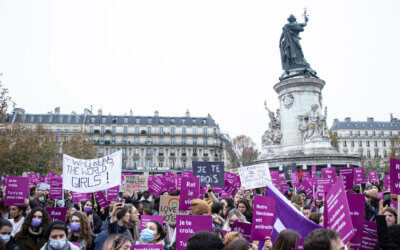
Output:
[{"xmin": 0, "ymin": 0, "xmax": 399, "ymax": 149}]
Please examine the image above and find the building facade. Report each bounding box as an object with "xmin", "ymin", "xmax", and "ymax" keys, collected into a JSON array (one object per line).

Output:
[
  {"xmin": 330, "ymin": 115, "xmax": 400, "ymax": 168},
  {"xmin": 9, "ymin": 108, "xmax": 228, "ymax": 172}
]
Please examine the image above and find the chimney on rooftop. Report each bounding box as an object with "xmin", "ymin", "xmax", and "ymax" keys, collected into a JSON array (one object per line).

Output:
[
  {"xmin": 345, "ymin": 117, "xmax": 351, "ymax": 122},
  {"xmin": 367, "ymin": 117, "xmax": 374, "ymax": 122}
]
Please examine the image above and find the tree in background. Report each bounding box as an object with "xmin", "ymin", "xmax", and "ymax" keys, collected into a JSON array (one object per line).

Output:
[
  {"xmin": 227, "ymin": 135, "xmax": 259, "ymax": 168},
  {"xmin": 389, "ymin": 135, "xmax": 400, "ymax": 159},
  {"xmin": 61, "ymin": 133, "xmax": 97, "ymax": 160},
  {"xmin": 329, "ymin": 131, "xmax": 339, "ymax": 151}
]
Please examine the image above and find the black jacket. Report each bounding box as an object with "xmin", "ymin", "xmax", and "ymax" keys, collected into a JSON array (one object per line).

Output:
[{"xmin": 376, "ymin": 215, "xmax": 400, "ymax": 250}]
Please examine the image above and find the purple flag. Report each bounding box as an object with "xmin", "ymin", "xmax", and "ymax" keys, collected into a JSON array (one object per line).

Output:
[
  {"xmin": 232, "ymin": 221, "xmax": 252, "ymax": 242},
  {"xmin": 325, "ymin": 176, "xmax": 354, "ymax": 243},
  {"xmin": 132, "ymin": 245, "xmax": 163, "ymax": 250},
  {"xmin": 179, "ymin": 177, "xmax": 200, "ymax": 211},
  {"xmin": 353, "ymin": 167, "xmax": 366, "ymax": 184},
  {"xmin": 94, "ymin": 191, "xmax": 109, "ymax": 208},
  {"xmin": 369, "ymin": 171, "xmax": 378, "ymax": 183},
  {"xmin": 346, "ymin": 194, "xmax": 365, "ymax": 248},
  {"xmin": 148, "ymin": 177, "xmax": 166, "ymax": 196},
  {"xmin": 46, "ymin": 207, "xmax": 67, "ymax": 222},
  {"xmin": 390, "ymin": 158, "xmax": 400, "ymax": 195},
  {"xmin": 295, "ymin": 239, "xmax": 305, "ymax": 250},
  {"xmin": 339, "ymin": 168, "xmax": 354, "ymax": 191},
  {"xmin": 106, "ymin": 186, "xmax": 119, "ymax": 202},
  {"xmin": 251, "ymin": 195, "xmax": 275, "ymax": 241},
  {"xmin": 360, "ymin": 221, "xmax": 378, "ymax": 250},
  {"xmin": 49, "ymin": 177, "xmax": 63, "ymax": 199},
  {"xmin": 140, "ymin": 215, "xmax": 163, "ymax": 232},
  {"xmin": 176, "ymin": 215, "xmax": 212, "ymax": 250},
  {"xmin": 311, "ymin": 165, "xmax": 317, "ymax": 179},
  {"xmin": 5, "ymin": 176, "xmax": 29, "ymax": 206},
  {"xmin": 322, "ymin": 168, "xmax": 337, "ymax": 182}
]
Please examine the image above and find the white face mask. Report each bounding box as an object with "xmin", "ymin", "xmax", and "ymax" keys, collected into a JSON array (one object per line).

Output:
[{"xmin": 49, "ymin": 238, "xmax": 67, "ymax": 249}]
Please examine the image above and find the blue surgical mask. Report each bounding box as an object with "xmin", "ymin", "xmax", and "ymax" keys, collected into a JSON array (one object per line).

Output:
[
  {"xmin": 140, "ymin": 229, "xmax": 155, "ymax": 243},
  {"xmin": 49, "ymin": 239, "xmax": 67, "ymax": 249},
  {"xmin": 0, "ymin": 234, "xmax": 10, "ymax": 243},
  {"xmin": 39, "ymin": 197, "xmax": 44, "ymax": 202},
  {"xmin": 57, "ymin": 200, "xmax": 65, "ymax": 207}
]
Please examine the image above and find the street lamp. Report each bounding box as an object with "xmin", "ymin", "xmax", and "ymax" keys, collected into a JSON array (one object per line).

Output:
[{"xmin": 38, "ymin": 162, "xmax": 43, "ymax": 178}]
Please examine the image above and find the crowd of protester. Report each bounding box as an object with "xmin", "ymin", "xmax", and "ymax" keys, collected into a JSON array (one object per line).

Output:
[{"xmin": 0, "ymin": 175, "xmax": 398, "ymax": 250}]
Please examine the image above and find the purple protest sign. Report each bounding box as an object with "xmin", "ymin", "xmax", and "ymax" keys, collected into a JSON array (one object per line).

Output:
[
  {"xmin": 48, "ymin": 172, "xmax": 56, "ymax": 178},
  {"xmin": 353, "ymin": 167, "xmax": 366, "ymax": 184},
  {"xmin": 322, "ymin": 168, "xmax": 337, "ymax": 182},
  {"xmin": 106, "ymin": 186, "xmax": 119, "ymax": 202},
  {"xmin": 360, "ymin": 221, "xmax": 378, "ymax": 250},
  {"xmin": 279, "ymin": 173, "xmax": 286, "ymax": 184},
  {"xmin": 140, "ymin": 215, "xmax": 163, "ymax": 232},
  {"xmin": 94, "ymin": 191, "xmax": 109, "ymax": 208},
  {"xmin": 223, "ymin": 179, "xmax": 238, "ymax": 196},
  {"xmin": 49, "ymin": 177, "xmax": 63, "ymax": 199},
  {"xmin": 391, "ymin": 201, "xmax": 398, "ymax": 210},
  {"xmin": 251, "ymin": 195, "xmax": 275, "ymax": 241},
  {"xmin": 325, "ymin": 176, "xmax": 354, "ymax": 243},
  {"xmin": 163, "ymin": 176, "xmax": 176, "ymax": 193},
  {"xmin": 311, "ymin": 165, "xmax": 317, "ymax": 178},
  {"xmin": 291, "ymin": 171, "xmax": 299, "ymax": 186},
  {"xmin": 369, "ymin": 171, "xmax": 378, "ymax": 183},
  {"xmin": 176, "ymin": 177, "xmax": 182, "ymax": 189},
  {"xmin": 302, "ymin": 172, "xmax": 310, "ymax": 179},
  {"xmin": 315, "ymin": 178, "xmax": 331, "ymax": 200},
  {"xmin": 383, "ymin": 174, "xmax": 390, "ymax": 190},
  {"xmin": 298, "ymin": 179, "xmax": 313, "ymax": 198},
  {"xmin": 46, "ymin": 207, "xmax": 67, "ymax": 222},
  {"xmin": 29, "ymin": 173, "xmax": 40, "ymax": 186},
  {"xmin": 295, "ymin": 238, "xmax": 305, "ymax": 250},
  {"xmin": 346, "ymin": 194, "xmax": 365, "ymax": 248},
  {"xmin": 148, "ymin": 177, "xmax": 166, "ymax": 196},
  {"xmin": 182, "ymin": 171, "xmax": 193, "ymax": 178},
  {"xmin": 179, "ymin": 177, "xmax": 200, "ymax": 211},
  {"xmin": 225, "ymin": 172, "xmax": 241, "ymax": 188},
  {"xmin": 270, "ymin": 171, "xmax": 279, "ymax": 185},
  {"xmin": 390, "ymin": 158, "xmax": 400, "ymax": 195},
  {"xmin": 73, "ymin": 192, "xmax": 92, "ymax": 203},
  {"xmin": 176, "ymin": 215, "xmax": 212, "ymax": 250},
  {"xmin": 132, "ymin": 245, "xmax": 163, "ymax": 250},
  {"xmin": 232, "ymin": 221, "xmax": 252, "ymax": 242},
  {"xmin": 5, "ymin": 176, "xmax": 29, "ymax": 206},
  {"xmin": 338, "ymin": 168, "xmax": 354, "ymax": 191}
]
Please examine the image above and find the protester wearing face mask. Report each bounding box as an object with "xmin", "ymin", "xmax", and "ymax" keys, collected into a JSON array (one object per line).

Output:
[
  {"xmin": 8, "ymin": 206, "xmax": 26, "ymax": 237},
  {"xmin": 15, "ymin": 207, "xmax": 51, "ymax": 250},
  {"xmin": 68, "ymin": 211, "xmax": 93, "ymax": 250},
  {"xmin": 41, "ymin": 221, "xmax": 79, "ymax": 250},
  {"xmin": 82, "ymin": 200, "xmax": 102, "ymax": 234},
  {"xmin": 0, "ymin": 219, "xmax": 19, "ymax": 250},
  {"xmin": 133, "ymin": 221, "xmax": 165, "ymax": 246}
]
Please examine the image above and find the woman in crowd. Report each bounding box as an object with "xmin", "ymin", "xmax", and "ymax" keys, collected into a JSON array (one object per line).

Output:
[
  {"xmin": 8, "ymin": 206, "xmax": 25, "ymax": 237},
  {"xmin": 223, "ymin": 232, "xmax": 244, "ymax": 246},
  {"xmin": 66, "ymin": 207, "xmax": 77, "ymax": 227},
  {"xmin": 223, "ymin": 209, "xmax": 247, "ymax": 231},
  {"xmin": 211, "ymin": 202, "xmax": 225, "ymax": 229},
  {"xmin": 309, "ymin": 212, "xmax": 324, "ymax": 226},
  {"xmin": 377, "ymin": 201, "xmax": 400, "ymax": 249},
  {"xmin": 365, "ymin": 189, "xmax": 380, "ymax": 221},
  {"xmin": 102, "ymin": 234, "xmax": 131, "ymax": 250},
  {"xmin": 233, "ymin": 192, "xmax": 243, "ymax": 208},
  {"xmin": 41, "ymin": 221, "xmax": 79, "ymax": 250},
  {"xmin": 237, "ymin": 199, "xmax": 253, "ymax": 223},
  {"xmin": 0, "ymin": 219, "xmax": 19, "ymax": 250},
  {"xmin": 221, "ymin": 198, "xmax": 234, "ymax": 218},
  {"xmin": 82, "ymin": 200, "xmax": 102, "ymax": 234},
  {"xmin": 271, "ymin": 229, "xmax": 301, "ymax": 250},
  {"xmin": 15, "ymin": 207, "xmax": 51, "ymax": 250},
  {"xmin": 68, "ymin": 211, "xmax": 93, "ymax": 249},
  {"xmin": 124, "ymin": 204, "xmax": 140, "ymax": 242},
  {"xmin": 133, "ymin": 220, "xmax": 165, "ymax": 246}
]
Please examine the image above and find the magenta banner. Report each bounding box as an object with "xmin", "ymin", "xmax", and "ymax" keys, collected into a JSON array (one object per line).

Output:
[
  {"xmin": 346, "ymin": 194, "xmax": 365, "ymax": 248},
  {"xmin": 223, "ymin": 179, "xmax": 238, "ymax": 196},
  {"xmin": 232, "ymin": 221, "xmax": 252, "ymax": 242},
  {"xmin": 225, "ymin": 172, "xmax": 241, "ymax": 188},
  {"xmin": 322, "ymin": 168, "xmax": 336, "ymax": 182},
  {"xmin": 291, "ymin": 171, "xmax": 299, "ymax": 186},
  {"xmin": 48, "ymin": 172, "xmax": 56, "ymax": 178},
  {"xmin": 390, "ymin": 158, "xmax": 400, "ymax": 195},
  {"xmin": 315, "ymin": 178, "xmax": 331, "ymax": 200},
  {"xmin": 106, "ymin": 186, "xmax": 119, "ymax": 202},
  {"xmin": 295, "ymin": 238, "xmax": 305, "ymax": 250},
  {"xmin": 94, "ymin": 191, "xmax": 109, "ymax": 208},
  {"xmin": 46, "ymin": 207, "xmax": 67, "ymax": 222},
  {"xmin": 140, "ymin": 215, "xmax": 163, "ymax": 232},
  {"xmin": 302, "ymin": 172, "xmax": 310, "ymax": 179},
  {"xmin": 179, "ymin": 177, "xmax": 200, "ymax": 211},
  {"xmin": 298, "ymin": 179, "xmax": 313, "ymax": 198},
  {"xmin": 176, "ymin": 215, "xmax": 212, "ymax": 250},
  {"xmin": 270, "ymin": 171, "xmax": 279, "ymax": 185},
  {"xmin": 338, "ymin": 168, "xmax": 354, "ymax": 191},
  {"xmin": 182, "ymin": 171, "xmax": 193, "ymax": 178},
  {"xmin": 311, "ymin": 165, "xmax": 317, "ymax": 178},
  {"xmin": 279, "ymin": 173, "xmax": 286, "ymax": 184},
  {"xmin": 72, "ymin": 192, "xmax": 91, "ymax": 203},
  {"xmin": 148, "ymin": 177, "xmax": 166, "ymax": 196},
  {"xmin": 325, "ymin": 176, "xmax": 354, "ymax": 243},
  {"xmin": 383, "ymin": 174, "xmax": 390, "ymax": 190},
  {"xmin": 131, "ymin": 245, "xmax": 163, "ymax": 250},
  {"xmin": 360, "ymin": 221, "xmax": 378, "ymax": 250},
  {"xmin": 28, "ymin": 173, "xmax": 40, "ymax": 186},
  {"xmin": 353, "ymin": 167, "xmax": 366, "ymax": 184},
  {"xmin": 369, "ymin": 171, "xmax": 378, "ymax": 183},
  {"xmin": 49, "ymin": 177, "xmax": 63, "ymax": 199},
  {"xmin": 5, "ymin": 176, "xmax": 29, "ymax": 206},
  {"xmin": 251, "ymin": 195, "xmax": 275, "ymax": 241}
]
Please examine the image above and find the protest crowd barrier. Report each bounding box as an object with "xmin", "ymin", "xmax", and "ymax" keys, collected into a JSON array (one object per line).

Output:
[{"xmin": 0, "ymin": 152, "xmax": 399, "ymax": 250}]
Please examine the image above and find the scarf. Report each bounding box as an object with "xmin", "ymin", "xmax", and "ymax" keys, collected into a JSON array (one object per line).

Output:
[
  {"xmin": 44, "ymin": 241, "xmax": 71, "ymax": 250},
  {"xmin": 125, "ymin": 222, "xmax": 140, "ymax": 242},
  {"xmin": 28, "ymin": 226, "xmax": 43, "ymax": 236}
]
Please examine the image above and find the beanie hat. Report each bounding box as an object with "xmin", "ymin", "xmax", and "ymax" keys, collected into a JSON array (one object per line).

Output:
[
  {"xmin": 44, "ymin": 220, "xmax": 68, "ymax": 240},
  {"xmin": 191, "ymin": 199, "xmax": 210, "ymax": 215}
]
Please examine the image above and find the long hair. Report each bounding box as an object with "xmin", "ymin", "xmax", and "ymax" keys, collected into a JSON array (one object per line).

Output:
[
  {"xmin": 222, "ymin": 208, "xmax": 247, "ymax": 231},
  {"xmin": 237, "ymin": 199, "xmax": 253, "ymax": 219},
  {"xmin": 20, "ymin": 207, "xmax": 51, "ymax": 235},
  {"xmin": 70, "ymin": 211, "xmax": 93, "ymax": 247},
  {"xmin": 271, "ymin": 229, "xmax": 301, "ymax": 250},
  {"xmin": 102, "ymin": 234, "xmax": 130, "ymax": 250}
]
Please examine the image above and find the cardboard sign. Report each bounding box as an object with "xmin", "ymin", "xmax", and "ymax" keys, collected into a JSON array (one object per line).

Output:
[
  {"xmin": 106, "ymin": 186, "xmax": 120, "ymax": 202},
  {"xmin": 139, "ymin": 215, "xmax": 163, "ymax": 232},
  {"xmin": 353, "ymin": 167, "xmax": 366, "ymax": 184},
  {"xmin": 46, "ymin": 207, "xmax": 67, "ymax": 222},
  {"xmin": 49, "ymin": 177, "xmax": 63, "ymax": 199},
  {"xmin": 251, "ymin": 195, "xmax": 275, "ymax": 241},
  {"xmin": 159, "ymin": 195, "xmax": 181, "ymax": 224},
  {"xmin": 325, "ymin": 176, "xmax": 354, "ymax": 243},
  {"xmin": 232, "ymin": 221, "xmax": 252, "ymax": 242},
  {"xmin": 347, "ymin": 194, "xmax": 365, "ymax": 248},
  {"xmin": 5, "ymin": 176, "xmax": 30, "ymax": 206},
  {"xmin": 124, "ymin": 175, "xmax": 148, "ymax": 196},
  {"xmin": 238, "ymin": 163, "xmax": 271, "ymax": 190},
  {"xmin": 63, "ymin": 151, "xmax": 122, "ymax": 193},
  {"xmin": 176, "ymin": 215, "xmax": 212, "ymax": 250},
  {"xmin": 192, "ymin": 161, "xmax": 224, "ymax": 187},
  {"xmin": 390, "ymin": 158, "xmax": 400, "ymax": 195},
  {"xmin": 369, "ymin": 171, "xmax": 378, "ymax": 183},
  {"xmin": 94, "ymin": 191, "xmax": 109, "ymax": 208},
  {"xmin": 179, "ymin": 177, "xmax": 200, "ymax": 211}
]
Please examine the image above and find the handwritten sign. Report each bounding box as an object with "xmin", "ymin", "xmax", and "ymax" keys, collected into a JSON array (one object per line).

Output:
[
  {"xmin": 192, "ymin": 161, "xmax": 224, "ymax": 187},
  {"xmin": 238, "ymin": 163, "xmax": 271, "ymax": 190},
  {"xmin": 62, "ymin": 151, "xmax": 122, "ymax": 193},
  {"xmin": 124, "ymin": 175, "xmax": 148, "ymax": 196}
]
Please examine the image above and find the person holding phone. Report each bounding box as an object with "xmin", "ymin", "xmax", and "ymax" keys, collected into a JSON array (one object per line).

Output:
[{"xmin": 376, "ymin": 200, "xmax": 400, "ymax": 249}]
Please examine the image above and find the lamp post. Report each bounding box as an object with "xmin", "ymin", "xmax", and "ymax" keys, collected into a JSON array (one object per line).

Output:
[{"xmin": 38, "ymin": 162, "xmax": 43, "ymax": 179}]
